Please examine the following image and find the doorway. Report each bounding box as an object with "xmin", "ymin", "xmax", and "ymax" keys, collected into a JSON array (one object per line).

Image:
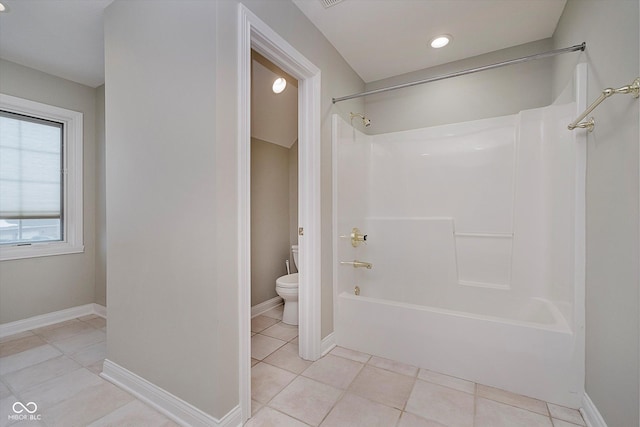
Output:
[
  {"xmin": 238, "ymin": 4, "xmax": 322, "ymax": 423},
  {"xmin": 249, "ymin": 48, "xmax": 300, "ymax": 358}
]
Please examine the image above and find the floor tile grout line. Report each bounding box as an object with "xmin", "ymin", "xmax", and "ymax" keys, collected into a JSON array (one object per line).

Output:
[
  {"xmin": 264, "ymin": 345, "xmax": 473, "ymax": 425},
  {"xmin": 1, "ymin": 320, "xmax": 106, "ymax": 399},
  {"xmin": 1, "ymin": 356, "xmax": 87, "ymax": 399},
  {"xmin": 261, "ymin": 405, "xmax": 314, "ymax": 426},
  {"xmin": 316, "ymin": 387, "xmax": 348, "ymax": 426},
  {"xmin": 255, "ymin": 363, "xmax": 300, "ymax": 422},
  {"xmin": 11, "ymin": 364, "xmax": 97, "ymax": 400},
  {"xmin": 472, "ymin": 382, "xmax": 478, "ymax": 427},
  {"xmin": 7, "ymin": 311, "xmax": 578, "ymax": 427},
  {"xmin": 297, "ymin": 347, "xmax": 566, "ymax": 425},
  {"xmin": 336, "ymin": 360, "xmax": 410, "ymax": 422},
  {"xmin": 325, "ymin": 349, "xmax": 371, "ymax": 365},
  {"xmin": 364, "ymin": 356, "xmax": 419, "ymax": 378},
  {"xmin": 253, "ymin": 343, "xmax": 363, "ymax": 426},
  {"xmin": 2, "ymin": 319, "xmax": 179, "ymax": 427},
  {"xmin": 249, "ymin": 328, "xmax": 582, "ymax": 426},
  {"xmin": 360, "ymin": 355, "xmax": 483, "ymax": 404},
  {"xmin": 47, "ymin": 335, "xmax": 107, "ymax": 360},
  {"xmin": 475, "ymin": 393, "xmax": 553, "ymax": 419},
  {"xmin": 399, "ymin": 375, "xmax": 417, "ymax": 413},
  {"xmin": 546, "ymin": 401, "xmax": 586, "ymax": 426},
  {"xmin": 472, "ymin": 391, "xmax": 477, "ymax": 427},
  {"xmin": 357, "ymin": 354, "xmax": 564, "ymax": 420},
  {"xmin": 27, "ymin": 319, "xmax": 106, "ymax": 350},
  {"xmin": 26, "ymin": 371, "xmax": 133, "ymax": 427}
]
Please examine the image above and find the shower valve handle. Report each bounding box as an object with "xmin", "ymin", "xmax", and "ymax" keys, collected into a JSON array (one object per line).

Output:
[
  {"xmin": 340, "ymin": 260, "xmax": 373, "ymax": 269},
  {"xmin": 340, "ymin": 227, "xmax": 367, "ymax": 247},
  {"xmin": 339, "ymin": 228, "xmax": 367, "ymax": 247}
]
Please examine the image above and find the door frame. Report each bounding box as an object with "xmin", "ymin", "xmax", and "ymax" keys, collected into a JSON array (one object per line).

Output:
[{"xmin": 237, "ymin": 3, "xmax": 322, "ymax": 423}]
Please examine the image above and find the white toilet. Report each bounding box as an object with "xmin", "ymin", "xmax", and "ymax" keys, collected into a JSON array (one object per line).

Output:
[{"xmin": 276, "ymin": 245, "xmax": 299, "ymax": 325}]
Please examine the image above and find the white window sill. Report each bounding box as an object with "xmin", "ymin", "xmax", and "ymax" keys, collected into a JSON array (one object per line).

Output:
[{"xmin": 0, "ymin": 243, "xmax": 85, "ymax": 261}]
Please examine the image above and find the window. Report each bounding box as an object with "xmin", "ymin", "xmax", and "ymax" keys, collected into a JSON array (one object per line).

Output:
[{"xmin": 0, "ymin": 94, "xmax": 83, "ymax": 260}]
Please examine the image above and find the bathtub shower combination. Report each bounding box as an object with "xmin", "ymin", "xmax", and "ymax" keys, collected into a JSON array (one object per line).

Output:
[{"xmin": 332, "ymin": 65, "xmax": 586, "ymax": 408}]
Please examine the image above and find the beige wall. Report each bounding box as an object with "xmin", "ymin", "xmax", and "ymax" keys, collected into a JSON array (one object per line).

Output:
[
  {"xmin": 552, "ymin": 1, "xmax": 639, "ymax": 426},
  {"xmin": 104, "ymin": 0, "xmax": 363, "ymax": 418},
  {"xmin": 105, "ymin": 0, "xmax": 224, "ymax": 415},
  {"xmin": 0, "ymin": 59, "xmax": 98, "ymax": 323},
  {"xmin": 364, "ymin": 38, "xmax": 555, "ymax": 133},
  {"xmin": 251, "ymin": 138, "xmax": 294, "ymax": 306}
]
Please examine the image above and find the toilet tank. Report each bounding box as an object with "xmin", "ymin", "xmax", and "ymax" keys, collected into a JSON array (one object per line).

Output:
[{"xmin": 292, "ymin": 245, "xmax": 298, "ymax": 269}]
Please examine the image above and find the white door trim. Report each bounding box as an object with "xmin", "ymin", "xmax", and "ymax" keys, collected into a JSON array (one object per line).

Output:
[{"xmin": 237, "ymin": 3, "xmax": 322, "ymax": 423}]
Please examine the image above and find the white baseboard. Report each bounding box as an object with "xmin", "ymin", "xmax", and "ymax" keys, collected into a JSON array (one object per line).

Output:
[
  {"xmin": 321, "ymin": 332, "xmax": 336, "ymax": 356},
  {"xmin": 251, "ymin": 296, "xmax": 283, "ymax": 318},
  {"xmin": 101, "ymin": 359, "xmax": 241, "ymax": 427},
  {"xmin": 0, "ymin": 303, "xmax": 107, "ymax": 338},
  {"xmin": 93, "ymin": 303, "xmax": 107, "ymax": 318},
  {"xmin": 581, "ymin": 392, "xmax": 608, "ymax": 427}
]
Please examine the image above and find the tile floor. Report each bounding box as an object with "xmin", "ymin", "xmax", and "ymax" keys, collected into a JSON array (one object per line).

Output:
[
  {"xmin": 0, "ymin": 315, "xmax": 178, "ymax": 427},
  {"xmin": 0, "ymin": 310, "xmax": 588, "ymax": 427},
  {"xmin": 249, "ymin": 306, "xmax": 586, "ymax": 427}
]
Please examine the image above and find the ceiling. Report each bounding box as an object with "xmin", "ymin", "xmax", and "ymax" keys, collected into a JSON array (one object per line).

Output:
[
  {"xmin": 0, "ymin": 0, "xmax": 566, "ymax": 149},
  {"xmin": 252, "ymin": 58, "xmax": 298, "ymax": 149},
  {"xmin": 0, "ymin": 0, "xmax": 113, "ymax": 88},
  {"xmin": 0, "ymin": 0, "xmax": 566, "ymax": 87},
  {"xmin": 293, "ymin": 0, "xmax": 567, "ymax": 83}
]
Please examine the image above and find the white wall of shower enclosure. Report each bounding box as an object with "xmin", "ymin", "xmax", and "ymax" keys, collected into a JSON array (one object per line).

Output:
[{"xmin": 333, "ymin": 65, "xmax": 587, "ymax": 407}]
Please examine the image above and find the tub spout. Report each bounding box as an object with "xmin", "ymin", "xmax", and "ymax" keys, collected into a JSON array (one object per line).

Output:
[{"xmin": 340, "ymin": 260, "xmax": 373, "ymax": 269}]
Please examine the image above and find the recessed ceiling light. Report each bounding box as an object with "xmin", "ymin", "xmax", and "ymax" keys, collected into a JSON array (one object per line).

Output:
[
  {"xmin": 0, "ymin": 3, "xmax": 7, "ymax": 12},
  {"xmin": 430, "ymin": 35, "xmax": 452, "ymax": 49},
  {"xmin": 272, "ymin": 77, "xmax": 287, "ymax": 94}
]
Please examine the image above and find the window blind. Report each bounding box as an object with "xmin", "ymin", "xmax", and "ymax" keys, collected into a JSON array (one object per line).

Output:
[{"xmin": 0, "ymin": 111, "xmax": 63, "ymax": 220}]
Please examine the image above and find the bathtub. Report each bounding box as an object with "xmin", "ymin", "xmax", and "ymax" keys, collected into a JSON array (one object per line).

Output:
[
  {"xmin": 336, "ymin": 292, "xmax": 582, "ymax": 407},
  {"xmin": 332, "ymin": 65, "xmax": 587, "ymax": 409}
]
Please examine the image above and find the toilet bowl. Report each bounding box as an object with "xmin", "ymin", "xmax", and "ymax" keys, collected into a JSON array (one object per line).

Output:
[{"xmin": 276, "ymin": 245, "xmax": 299, "ymax": 325}]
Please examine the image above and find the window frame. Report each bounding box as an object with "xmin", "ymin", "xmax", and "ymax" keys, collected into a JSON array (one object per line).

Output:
[{"xmin": 0, "ymin": 94, "xmax": 83, "ymax": 261}]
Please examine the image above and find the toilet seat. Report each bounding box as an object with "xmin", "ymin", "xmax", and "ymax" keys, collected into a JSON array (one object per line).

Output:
[{"xmin": 276, "ymin": 273, "xmax": 298, "ymax": 289}]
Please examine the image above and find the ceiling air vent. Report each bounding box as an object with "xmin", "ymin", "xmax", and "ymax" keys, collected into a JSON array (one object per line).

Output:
[{"xmin": 320, "ymin": 0, "xmax": 344, "ymax": 8}]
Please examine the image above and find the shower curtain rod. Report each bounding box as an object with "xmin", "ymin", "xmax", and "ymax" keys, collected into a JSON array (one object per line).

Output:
[{"xmin": 332, "ymin": 42, "xmax": 586, "ymax": 104}]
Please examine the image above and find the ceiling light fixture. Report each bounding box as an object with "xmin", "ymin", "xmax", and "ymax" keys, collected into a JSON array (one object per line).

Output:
[
  {"xmin": 0, "ymin": 3, "xmax": 7, "ymax": 12},
  {"xmin": 430, "ymin": 35, "xmax": 452, "ymax": 49},
  {"xmin": 272, "ymin": 77, "xmax": 287, "ymax": 94}
]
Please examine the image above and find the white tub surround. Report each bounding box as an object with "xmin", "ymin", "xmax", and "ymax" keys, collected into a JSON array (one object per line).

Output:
[{"xmin": 333, "ymin": 65, "xmax": 587, "ymax": 408}]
